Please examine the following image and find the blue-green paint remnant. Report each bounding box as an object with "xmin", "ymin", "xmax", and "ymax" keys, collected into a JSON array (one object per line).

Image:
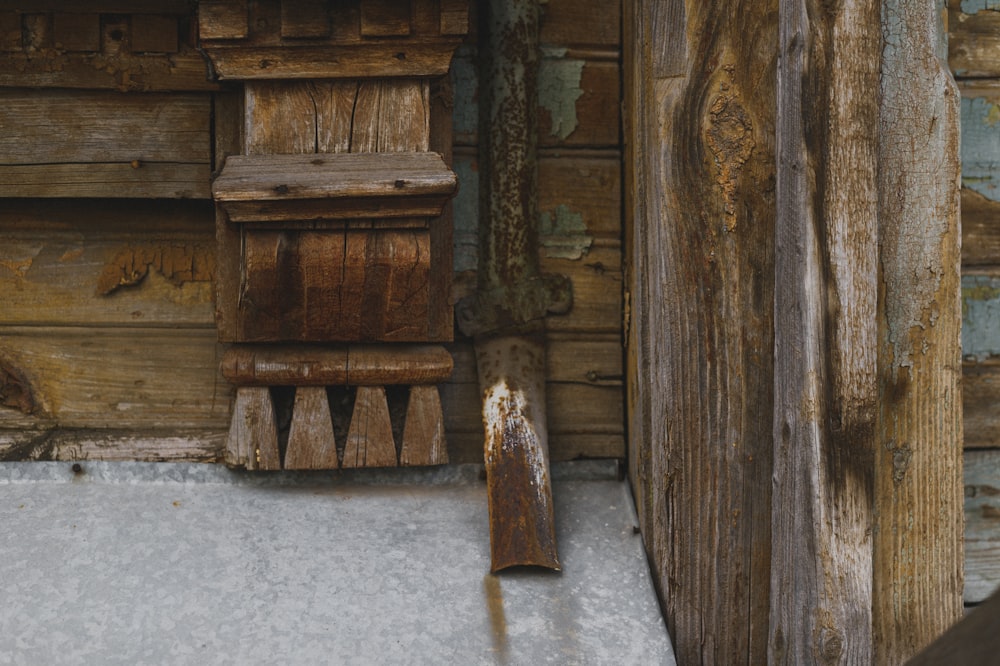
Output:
[
  {"xmin": 451, "ymin": 49, "xmax": 478, "ymax": 141},
  {"xmin": 962, "ymin": 275, "xmax": 1000, "ymax": 360},
  {"xmin": 961, "ymin": 97, "xmax": 1000, "ymax": 201},
  {"xmin": 539, "ymin": 204, "xmax": 593, "ymax": 259},
  {"xmin": 538, "ymin": 47, "xmax": 584, "ymax": 140},
  {"xmin": 453, "ymin": 157, "xmax": 479, "ymax": 273},
  {"xmin": 960, "ymin": 0, "xmax": 1000, "ymax": 13}
]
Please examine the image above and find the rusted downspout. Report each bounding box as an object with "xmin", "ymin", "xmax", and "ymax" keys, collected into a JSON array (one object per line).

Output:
[{"xmin": 456, "ymin": 0, "xmax": 571, "ymax": 572}]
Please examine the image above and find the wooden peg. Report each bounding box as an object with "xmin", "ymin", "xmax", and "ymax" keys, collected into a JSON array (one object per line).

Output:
[
  {"xmin": 224, "ymin": 386, "xmax": 280, "ymax": 470},
  {"xmin": 285, "ymin": 387, "xmax": 339, "ymax": 469},
  {"xmin": 400, "ymin": 385, "xmax": 447, "ymax": 466},
  {"xmin": 342, "ymin": 386, "xmax": 397, "ymax": 468}
]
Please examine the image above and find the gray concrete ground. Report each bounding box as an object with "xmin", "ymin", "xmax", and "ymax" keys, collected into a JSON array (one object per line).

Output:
[{"xmin": 0, "ymin": 461, "xmax": 674, "ymax": 665}]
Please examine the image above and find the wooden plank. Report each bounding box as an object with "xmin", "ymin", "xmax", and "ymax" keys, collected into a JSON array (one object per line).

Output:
[
  {"xmin": 962, "ymin": 187, "xmax": 1000, "ymax": 266},
  {"xmin": 0, "ymin": 429, "xmax": 225, "ymax": 463},
  {"xmin": 52, "ymin": 13, "xmax": 100, "ymax": 52},
  {"xmin": 949, "ymin": 0, "xmax": 1000, "ymax": 78},
  {"xmin": 0, "ymin": 327, "xmax": 230, "ymax": 430},
  {"xmin": 0, "ymin": 199, "xmax": 214, "ymax": 235},
  {"xmin": 964, "ymin": 449, "xmax": 1000, "ymax": 605},
  {"xmin": 225, "ymin": 386, "xmax": 280, "ymax": 469},
  {"xmin": 315, "ymin": 81, "xmax": 359, "ymax": 153},
  {"xmin": 624, "ymin": 1, "xmax": 776, "ymax": 663},
  {"xmin": 538, "ymin": 0, "xmax": 620, "ymax": 48},
  {"xmin": 399, "ymin": 385, "xmax": 447, "ymax": 465},
  {"xmin": 964, "ymin": 359, "xmax": 1000, "ymax": 449},
  {"xmin": 199, "ymin": 0, "xmax": 249, "ymax": 40},
  {"xmin": 0, "ymin": 52, "xmax": 219, "ymax": 91},
  {"xmin": 281, "ymin": 0, "xmax": 330, "ymax": 39},
  {"xmin": 539, "ymin": 153, "xmax": 621, "ymax": 240},
  {"xmin": 360, "ymin": 0, "xmax": 412, "ymax": 37},
  {"xmin": 213, "ymin": 152, "xmax": 455, "ymax": 221},
  {"xmin": 284, "ymin": 387, "xmax": 338, "ymax": 469},
  {"xmin": 203, "ymin": 42, "xmax": 460, "ymax": 79},
  {"xmin": 343, "ymin": 386, "xmax": 397, "ymax": 467},
  {"xmin": 351, "ymin": 80, "xmax": 430, "ymax": 152},
  {"xmin": 131, "ymin": 15, "xmax": 179, "ymax": 53},
  {"xmin": 245, "ymin": 81, "xmax": 318, "ymax": 155},
  {"xmin": 0, "ymin": 235, "xmax": 214, "ymax": 327},
  {"xmin": 538, "ymin": 60, "xmax": 618, "ymax": 147},
  {"xmin": 876, "ymin": 1, "xmax": 965, "ymax": 660},
  {"xmin": 541, "ymin": 245, "xmax": 621, "ymax": 334},
  {"xmin": 0, "ymin": 163, "xmax": 211, "ymax": 199},
  {"xmin": 0, "ymin": 90, "xmax": 210, "ymax": 166}
]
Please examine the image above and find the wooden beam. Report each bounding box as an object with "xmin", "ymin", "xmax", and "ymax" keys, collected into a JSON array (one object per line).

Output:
[
  {"xmin": 875, "ymin": 0, "xmax": 964, "ymax": 660},
  {"xmin": 770, "ymin": 0, "xmax": 881, "ymax": 662},
  {"xmin": 624, "ymin": 1, "xmax": 777, "ymax": 662}
]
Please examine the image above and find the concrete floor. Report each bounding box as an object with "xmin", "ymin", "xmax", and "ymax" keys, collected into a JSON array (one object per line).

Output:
[{"xmin": 0, "ymin": 460, "xmax": 674, "ymax": 665}]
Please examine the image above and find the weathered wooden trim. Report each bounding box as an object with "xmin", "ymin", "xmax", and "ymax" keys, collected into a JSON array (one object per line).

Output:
[{"xmin": 875, "ymin": 0, "xmax": 964, "ymax": 661}]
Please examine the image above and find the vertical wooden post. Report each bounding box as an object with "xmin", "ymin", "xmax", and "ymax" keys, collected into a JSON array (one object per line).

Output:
[
  {"xmin": 875, "ymin": 0, "xmax": 964, "ymax": 660},
  {"xmin": 624, "ymin": 2, "xmax": 777, "ymax": 662},
  {"xmin": 771, "ymin": 0, "xmax": 881, "ymax": 662}
]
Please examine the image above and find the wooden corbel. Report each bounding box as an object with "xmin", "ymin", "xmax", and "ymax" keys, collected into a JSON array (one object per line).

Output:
[{"xmin": 200, "ymin": 0, "xmax": 468, "ymax": 470}]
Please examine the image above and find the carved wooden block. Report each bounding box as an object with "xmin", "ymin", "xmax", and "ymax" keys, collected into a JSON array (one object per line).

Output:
[
  {"xmin": 225, "ymin": 386, "xmax": 280, "ymax": 470},
  {"xmin": 343, "ymin": 386, "xmax": 397, "ymax": 468},
  {"xmin": 285, "ymin": 387, "xmax": 338, "ymax": 469},
  {"xmin": 400, "ymin": 385, "xmax": 447, "ymax": 465}
]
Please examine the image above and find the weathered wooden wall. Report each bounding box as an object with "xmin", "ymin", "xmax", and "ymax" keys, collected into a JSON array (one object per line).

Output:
[
  {"xmin": 0, "ymin": 0, "xmax": 625, "ymax": 466},
  {"xmin": 627, "ymin": 0, "xmax": 963, "ymax": 662},
  {"xmin": 951, "ymin": 0, "xmax": 1000, "ymax": 607}
]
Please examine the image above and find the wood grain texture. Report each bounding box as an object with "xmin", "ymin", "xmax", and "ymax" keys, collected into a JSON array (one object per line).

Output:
[
  {"xmin": 342, "ymin": 385, "xmax": 397, "ymax": 467},
  {"xmin": 281, "ymin": 0, "xmax": 330, "ymax": 39},
  {"xmin": 624, "ymin": 2, "xmax": 776, "ymax": 662},
  {"xmin": 213, "ymin": 152, "xmax": 456, "ymax": 222},
  {"xmin": 52, "ymin": 13, "xmax": 100, "ymax": 52},
  {"xmin": 221, "ymin": 344, "xmax": 452, "ymax": 385},
  {"xmin": 0, "ymin": 327, "xmax": 229, "ymax": 430},
  {"xmin": 198, "ymin": 0, "xmax": 248, "ymax": 40},
  {"xmin": 771, "ymin": 1, "xmax": 880, "ymax": 663},
  {"xmin": 224, "ymin": 386, "xmax": 279, "ymax": 470},
  {"xmin": 964, "ymin": 449, "xmax": 1000, "ymax": 605},
  {"xmin": 0, "ymin": 90, "xmax": 210, "ymax": 198},
  {"xmin": 961, "ymin": 187, "xmax": 1000, "ymax": 267},
  {"xmin": 964, "ymin": 359, "xmax": 1000, "ymax": 449},
  {"xmin": 0, "ymin": 235, "xmax": 213, "ymax": 326},
  {"xmin": 284, "ymin": 387, "xmax": 338, "ymax": 469},
  {"xmin": 214, "ymin": 90, "xmax": 244, "ymax": 342},
  {"xmin": 237, "ymin": 229, "xmax": 431, "ymax": 342},
  {"xmin": 131, "ymin": 14, "xmax": 179, "ymax": 53},
  {"xmin": 0, "ymin": 429, "xmax": 224, "ymax": 462},
  {"xmin": 949, "ymin": 0, "xmax": 1000, "ymax": 78},
  {"xmin": 538, "ymin": 0, "xmax": 620, "ymax": 48},
  {"xmin": 400, "ymin": 385, "xmax": 447, "ymax": 465},
  {"xmin": 360, "ymin": 0, "xmax": 412, "ymax": 37},
  {"xmin": 875, "ymin": 1, "xmax": 964, "ymax": 661}
]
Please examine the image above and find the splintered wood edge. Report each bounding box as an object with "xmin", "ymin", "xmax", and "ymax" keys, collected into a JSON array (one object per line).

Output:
[{"xmin": 221, "ymin": 344, "xmax": 453, "ymax": 386}]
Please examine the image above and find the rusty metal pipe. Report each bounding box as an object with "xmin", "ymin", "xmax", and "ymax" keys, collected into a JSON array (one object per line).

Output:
[{"xmin": 457, "ymin": 0, "xmax": 570, "ymax": 572}]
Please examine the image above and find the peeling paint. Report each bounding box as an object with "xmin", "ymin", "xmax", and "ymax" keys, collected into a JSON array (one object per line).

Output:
[
  {"xmin": 539, "ymin": 204, "xmax": 593, "ymax": 259},
  {"xmin": 97, "ymin": 244, "xmax": 215, "ymax": 296},
  {"xmin": 962, "ymin": 275, "xmax": 1000, "ymax": 360},
  {"xmin": 538, "ymin": 48, "xmax": 584, "ymax": 140},
  {"xmin": 961, "ymin": 0, "xmax": 1000, "ymax": 13},
  {"xmin": 961, "ymin": 97, "xmax": 1000, "ymax": 201}
]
